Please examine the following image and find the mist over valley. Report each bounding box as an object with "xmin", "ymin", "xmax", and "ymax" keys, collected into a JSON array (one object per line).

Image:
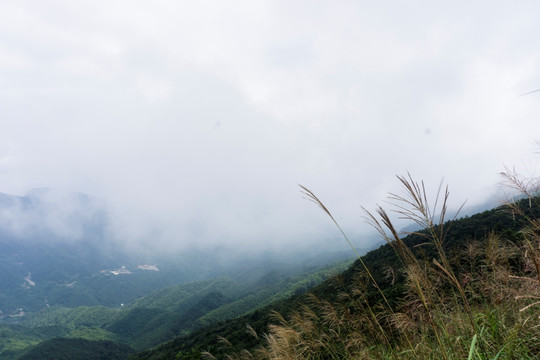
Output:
[{"xmin": 1, "ymin": 1, "xmax": 540, "ymax": 358}]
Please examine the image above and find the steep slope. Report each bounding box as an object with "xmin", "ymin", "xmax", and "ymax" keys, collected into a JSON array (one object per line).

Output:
[
  {"xmin": 5, "ymin": 257, "xmax": 351, "ymax": 358},
  {"xmin": 0, "ymin": 190, "xmax": 231, "ymax": 316},
  {"xmin": 0, "ymin": 324, "xmax": 66, "ymax": 360},
  {"xmin": 131, "ymin": 197, "xmax": 540, "ymax": 360},
  {"xmin": 17, "ymin": 338, "xmax": 135, "ymax": 360}
]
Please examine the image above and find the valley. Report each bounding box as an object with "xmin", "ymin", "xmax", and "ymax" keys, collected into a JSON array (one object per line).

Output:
[
  {"xmin": 132, "ymin": 193, "xmax": 540, "ymax": 360},
  {"xmin": 0, "ymin": 253, "xmax": 353, "ymax": 359},
  {"xmin": 2, "ymin": 2, "xmax": 538, "ymax": 358},
  {"xmin": 2, "ymin": 188, "xmax": 540, "ymax": 359},
  {"xmin": 0, "ymin": 189, "xmax": 355, "ymax": 359}
]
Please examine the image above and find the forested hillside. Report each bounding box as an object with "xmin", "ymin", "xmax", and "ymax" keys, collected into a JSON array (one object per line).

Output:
[
  {"xmin": 0, "ymin": 190, "xmax": 236, "ymax": 315},
  {"xmin": 0, "ymin": 257, "xmax": 351, "ymax": 359},
  {"xmin": 0, "ymin": 188, "xmax": 359, "ymax": 359},
  {"xmin": 17, "ymin": 338, "xmax": 135, "ymax": 360},
  {"xmin": 4, "ymin": 181, "xmax": 540, "ymax": 359},
  {"xmin": 3, "ymin": 0, "xmax": 538, "ymax": 358},
  {"xmin": 132, "ymin": 188, "xmax": 540, "ymax": 360}
]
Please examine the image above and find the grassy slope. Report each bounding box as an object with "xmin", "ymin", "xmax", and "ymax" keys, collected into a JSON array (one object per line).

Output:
[{"xmin": 131, "ymin": 198, "xmax": 540, "ymax": 360}]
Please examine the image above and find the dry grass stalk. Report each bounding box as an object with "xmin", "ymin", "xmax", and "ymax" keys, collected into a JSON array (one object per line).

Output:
[
  {"xmin": 299, "ymin": 184, "xmax": 402, "ymax": 352},
  {"xmin": 212, "ymin": 170, "xmax": 540, "ymax": 359}
]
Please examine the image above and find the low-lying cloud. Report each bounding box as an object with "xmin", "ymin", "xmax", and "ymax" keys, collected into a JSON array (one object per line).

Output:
[{"xmin": 0, "ymin": 1, "xmax": 539, "ymax": 256}]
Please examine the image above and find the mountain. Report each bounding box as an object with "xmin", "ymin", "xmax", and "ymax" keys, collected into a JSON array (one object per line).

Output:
[
  {"xmin": 131, "ymin": 196, "xmax": 540, "ymax": 359},
  {"xmin": 17, "ymin": 338, "xmax": 135, "ymax": 360},
  {"xmin": 0, "ymin": 233, "xmax": 227, "ymax": 315},
  {"xmin": 0, "ymin": 258, "xmax": 351, "ymax": 359},
  {"xmin": 0, "ymin": 189, "xmax": 354, "ymax": 317},
  {"xmin": 7, "ymin": 188, "xmax": 539, "ymax": 359},
  {"xmin": 10, "ymin": 257, "xmax": 351, "ymax": 354},
  {"xmin": 0, "ymin": 323, "xmax": 66, "ymax": 359},
  {"xmin": 0, "ymin": 188, "xmax": 356, "ymax": 359}
]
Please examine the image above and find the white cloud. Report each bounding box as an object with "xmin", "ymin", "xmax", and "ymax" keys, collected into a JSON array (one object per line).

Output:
[
  {"xmin": 132, "ymin": 75, "xmax": 175, "ymax": 103},
  {"xmin": 0, "ymin": 1, "xmax": 539, "ymax": 253},
  {"xmin": 0, "ymin": 46, "xmax": 33, "ymax": 70}
]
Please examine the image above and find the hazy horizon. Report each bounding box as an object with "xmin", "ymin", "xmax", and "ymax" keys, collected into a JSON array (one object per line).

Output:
[{"xmin": 1, "ymin": 1, "xmax": 539, "ymax": 254}]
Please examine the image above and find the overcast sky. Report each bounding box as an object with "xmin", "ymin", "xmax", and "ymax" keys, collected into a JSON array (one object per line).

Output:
[{"xmin": 1, "ymin": 1, "xmax": 539, "ymax": 254}]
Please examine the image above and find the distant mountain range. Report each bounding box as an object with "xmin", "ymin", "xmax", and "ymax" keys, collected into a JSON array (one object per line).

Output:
[
  {"xmin": 2, "ymin": 187, "xmax": 539, "ymax": 359},
  {"xmin": 131, "ymin": 196, "xmax": 540, "ymax": 360},
  {"xmin": 0, "ymin": 189, "xmax": 355, "ymax": 359}
]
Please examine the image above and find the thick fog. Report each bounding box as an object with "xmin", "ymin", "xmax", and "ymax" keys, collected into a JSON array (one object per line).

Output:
[{"xmin": 0, "ymin": 1, "xmax": 539, "ymax": 255}]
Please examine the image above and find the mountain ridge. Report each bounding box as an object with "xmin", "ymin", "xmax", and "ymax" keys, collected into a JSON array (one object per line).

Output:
[{"xmin": 131, "ymin": 196, "xmax": 540, "ymax": 359}]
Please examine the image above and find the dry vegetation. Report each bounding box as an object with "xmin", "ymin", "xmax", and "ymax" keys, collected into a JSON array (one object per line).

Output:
[{"xmin": 206, "ymin": 171, "xmax": 540, "ymax": 359}]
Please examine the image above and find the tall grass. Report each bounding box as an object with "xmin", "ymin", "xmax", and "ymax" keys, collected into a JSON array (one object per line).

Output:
[{"xmin": 207, "ymin": 172, "xmax": 540, "ymax": 359}]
